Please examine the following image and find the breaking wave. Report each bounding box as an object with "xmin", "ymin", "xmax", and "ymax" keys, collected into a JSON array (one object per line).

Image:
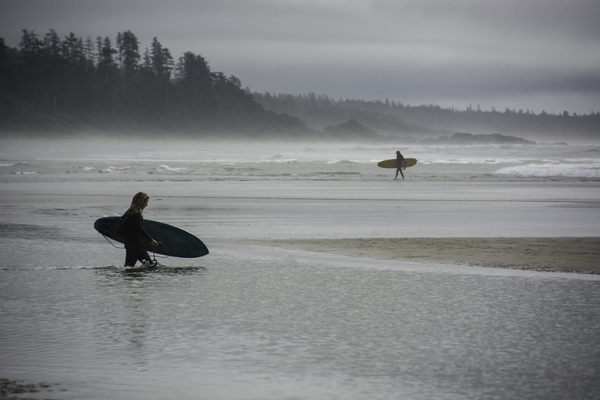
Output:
[
  {"xmin": 494, "ymin": 162, "xmax": 600, "ymax": 178},
  {"xmin": 100, "ymin": 166, "xmax": 130, "ymax": 173},
  {"xmin": 156, "ymin": 164, "xmax": 193, "ymax": 173}
]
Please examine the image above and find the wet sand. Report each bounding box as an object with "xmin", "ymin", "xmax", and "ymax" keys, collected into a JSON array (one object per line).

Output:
[{"xmin": 238, "ymin": 237, "xmax": 600, "ymax": 274}]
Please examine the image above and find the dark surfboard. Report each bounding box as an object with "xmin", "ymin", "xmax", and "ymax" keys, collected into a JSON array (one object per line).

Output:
[{"xmin": 94, "ymin": 216, "xmax": 209, "ymax": 258}]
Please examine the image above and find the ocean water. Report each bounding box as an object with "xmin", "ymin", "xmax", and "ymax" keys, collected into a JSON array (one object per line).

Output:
[{"xmin": 1, "ymin": 138, "xmax": 600, "ymax": 399}]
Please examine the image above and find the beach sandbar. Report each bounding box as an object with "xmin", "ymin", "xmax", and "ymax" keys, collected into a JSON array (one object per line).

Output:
[{"xmin": 239, "ymin": 237, "xmax": 600, "ymax": 274}]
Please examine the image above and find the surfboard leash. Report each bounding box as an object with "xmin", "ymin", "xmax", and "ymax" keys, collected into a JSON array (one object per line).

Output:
[
  {"xmin": 157, "ymin": 241, "xmax": 170, "ymax": 258},
  {"xmin": 151, "ymin": 241, "xmax": 170, "ymax": 261},
  {"xmin": 99, "ymin": 234, "xmax": 170, "ymax": 260},
  {"xmin": 100, "ymin": 233, "xmax": 124, "ymax": 249}
]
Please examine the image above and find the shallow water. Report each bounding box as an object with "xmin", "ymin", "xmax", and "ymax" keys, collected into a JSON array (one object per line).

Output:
[
  {"xmin": 1, "ymin": 138, "xmax": 600, "ymax": 399},
  {"xmin": 2, "ymin": 247, "xmax": 600, "ymax": 400}
]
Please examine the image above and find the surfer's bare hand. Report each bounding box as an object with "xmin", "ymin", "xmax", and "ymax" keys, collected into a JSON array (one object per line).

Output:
[{"xmin": 151, "ymin": 239, "xmax": 158, "ymax": 247}]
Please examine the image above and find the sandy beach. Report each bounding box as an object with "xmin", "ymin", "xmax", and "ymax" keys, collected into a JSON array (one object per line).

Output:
[{"xmin": 238, "ymin": 237, "xmax": 600, "ymax": 274}]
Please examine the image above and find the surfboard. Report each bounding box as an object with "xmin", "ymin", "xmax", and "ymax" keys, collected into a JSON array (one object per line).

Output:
[
  {"xmin": 94, "ymin": 216, "xmax": 209, "ymax": 258},
  {"xmin": 377, "ymin": 158, "xmax": 417, "ymax": 168}
]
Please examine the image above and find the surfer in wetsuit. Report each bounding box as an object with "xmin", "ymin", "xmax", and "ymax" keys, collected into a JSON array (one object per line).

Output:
[
  {"xmin": 395, "ymin": 150, "xmax": 406, "ymax": 180},
  {"xmin": 118, "ymin": 192, "xmax": 159, "ymax": 267}
]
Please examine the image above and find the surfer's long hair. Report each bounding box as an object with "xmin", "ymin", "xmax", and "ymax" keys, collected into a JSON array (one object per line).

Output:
[{"xmin": 128, "ymin": 192, "xmax": 150, "ymax": 216}]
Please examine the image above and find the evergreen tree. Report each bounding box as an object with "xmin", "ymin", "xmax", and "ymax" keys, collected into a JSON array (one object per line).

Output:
[
  {"xmin": 174, "ymin": 52, "xmax": 213, "ymax": 113},
  {"xmin": 17, "ymin": 29, "xmax": 42, "ymax": 99},
  {"xmin": 116, "ymin": 30, "xmax": 140, "ymax": 98},
  {"xmin": 0, "ymin": 38, "xmax": 15, "ymax": 93},
  {"xmin": 97, "ymin": 36, "xmax": 117, "ymax": 80},
  {"xmin": 42, "ymin": 30, "xmax": 62, "ymax": 61},
  {"xmin": 150, "ymin": 37, "xmax": 173, "ymax": 107},
  {"xmin": 95, "ymin": 36, "xmax": 118, "ymax": 109}
]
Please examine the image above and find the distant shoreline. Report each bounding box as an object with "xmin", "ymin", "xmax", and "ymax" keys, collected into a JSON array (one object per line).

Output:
[{"xmin": 233, "ymin": 237, "xmax": 600, "ymax": 275}]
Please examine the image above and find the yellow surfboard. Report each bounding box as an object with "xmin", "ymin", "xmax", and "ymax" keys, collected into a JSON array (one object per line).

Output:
[{"xmin": 377, "ymin": 158, "xmax": 417, "ymax": 168}]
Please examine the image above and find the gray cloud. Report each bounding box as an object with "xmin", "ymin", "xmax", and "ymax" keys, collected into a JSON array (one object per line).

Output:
[{"xmin": 1, "ymin": 0, "xmax": 599, "ymax": 114}]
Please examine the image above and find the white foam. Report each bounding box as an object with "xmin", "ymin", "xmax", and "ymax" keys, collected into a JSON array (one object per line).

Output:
[
  {"xmin": 419, "ymin": 158, "xmax": 525, "ymax": 165},
  {"xmin": 100, "ymin": 166, "xmax": 130, "ymax": 173},
  {"xmin": 156, "ymin": 164, "xmax": 193, "ymax": 173},
  {"xmin": 495, "ymin": 162, "xmax": 600, "ymax": 178}
]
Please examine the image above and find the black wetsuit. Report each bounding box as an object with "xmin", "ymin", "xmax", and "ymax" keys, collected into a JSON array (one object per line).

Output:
[
  {"xmin": 118, "ymin": 210, "xmax": 153, "ymax": 267},
  {"xmin": 396, "ymin": 152, "xmax": 406, "ymax": 179}
]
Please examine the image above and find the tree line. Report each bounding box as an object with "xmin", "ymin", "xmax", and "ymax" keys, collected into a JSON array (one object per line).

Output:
[
  {"xmin": 0, "ymin": 29, "xmax": 309, "ymax": 136},
  {"xmin": 254, "ymin": 92, "xmax": 600, "ymax": 141},
  {"xmin": 2, "ymin": 29, "xmax": 597, "ymax": 140}
]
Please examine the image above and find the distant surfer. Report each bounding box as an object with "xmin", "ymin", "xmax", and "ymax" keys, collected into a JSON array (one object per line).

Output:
[
  {"xmin": 118, "ymin": 192, "xmax": 159, "ymax": 268},
  {"xmin": 395, "ymin": 150, "xmax": 406, "ymax": 180}
]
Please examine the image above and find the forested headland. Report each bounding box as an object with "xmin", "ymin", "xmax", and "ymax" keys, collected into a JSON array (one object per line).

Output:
[
  {"xmin": 1, "ymin": 29, "xmax": 598, "ymax": 142},
  {"xmin": 0, "ymin": 29, "xmax": 312, "ymax": 138},
  {"xmin": 253, "ymin": 93, "xmax": 600, "ymax": 142}
]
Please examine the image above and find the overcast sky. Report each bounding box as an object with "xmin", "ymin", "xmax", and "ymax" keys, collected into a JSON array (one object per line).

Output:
[{"xmin": 2, "ymin": 0, "xmax": 599, "ymax": 114}]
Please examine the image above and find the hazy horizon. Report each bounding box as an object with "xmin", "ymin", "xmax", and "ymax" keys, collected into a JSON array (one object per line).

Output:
[{"xmin": 1, "ymin": 0, "xmax": 599, "ymax": 115}]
